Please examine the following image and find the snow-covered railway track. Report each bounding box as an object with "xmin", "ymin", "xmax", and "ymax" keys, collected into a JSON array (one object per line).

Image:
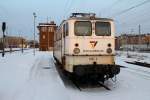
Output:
[
  {"xmin": 119, "ymin": 63, "xmax": 150, "ymax": 80},
  {"xmin": 54, "ymin": 61, "xmax": 112, "ymax": 91},
  {"xmin": 126, "ymin": 61, "xmax": 150, "ymax": 68},
  {"xmin": 70, "ymin": 78, "xmax": 111, "ymax": 91},
  {"xmin": 123, "ymin": 68, "xmax": 150, "ymax": 80}
]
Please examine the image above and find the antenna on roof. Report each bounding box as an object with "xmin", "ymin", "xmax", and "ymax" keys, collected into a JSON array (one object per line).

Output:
[{"xmin": 70, "ymin": 13, "xmax": 96, "ymax": 18}]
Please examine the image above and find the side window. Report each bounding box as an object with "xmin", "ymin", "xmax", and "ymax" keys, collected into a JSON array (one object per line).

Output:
[
  {"xmin": 63, "ymin": 23, "xmax": 69, "ymax": 37},
  {"xmin": 54, "ymin": 26, "xmax": 63, "ymax": 41},
  {"xmin": 56, "ymin": 28, "xmax": 60, "ymax": 41},
  {"xmin": 63, "ymin": 24, "xmax": 66, "ymax": 37},
  {"xmin": 41, "ymin": 27, "xmax": 46, "ymax": 32},
  {"xmin": 48, "ymin": 27, "xmax": 53, "ymax": 32},
  {"xmin": 42, "ymin": 34, "xmax": 46, "ymax": 39},
  {"xmin": 58, "ymin": 28, "xmax": 61, "ymax": 40},
  {"xmin": 66, "ymin": 23, "xmax": 69, "ymax": 36}
]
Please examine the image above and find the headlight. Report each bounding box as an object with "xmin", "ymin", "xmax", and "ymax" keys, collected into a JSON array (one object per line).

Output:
[
  {"xmin": 107, "ymin": 48, "xmax": 112, "ymax": 54},
  {"xmin": 108, "ymin": 43, "xmax": 111, "ymax": 47},
  {"xmin": 73, "ymin": 48, "xmax": 80, "ymax": 54},
  {"xmin": 75, "ymin": 43, "xmax": 79, "ymax": 47}
]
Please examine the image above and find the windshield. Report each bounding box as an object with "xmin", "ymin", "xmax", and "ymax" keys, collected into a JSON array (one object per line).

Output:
[
  {"xmin": 75, "ymin": 21, "xmax": 92, "ymax": 36},
  {"xmin": 95, "ymin": 22, "xmax": 111, "ymax": 36}
]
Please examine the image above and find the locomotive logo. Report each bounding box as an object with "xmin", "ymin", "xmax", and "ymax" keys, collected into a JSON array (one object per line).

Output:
[{"xmin": 90, "ymin": 41, "xmax": 98, "ymax": 48}]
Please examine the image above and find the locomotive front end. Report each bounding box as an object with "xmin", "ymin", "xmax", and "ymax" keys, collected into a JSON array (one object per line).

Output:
[
  {"xmin": 64, "ymin": 15, "xmax": 120, "ymax": 81},
  {"xmin": 54, "ymin": 13, "xmax": 120, "ymax": 82}
]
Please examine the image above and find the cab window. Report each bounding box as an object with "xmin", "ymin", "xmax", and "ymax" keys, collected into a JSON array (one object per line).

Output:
[
  {"xmin": 95, "ymin": 22, "xmax": 111, "ymax": 36},
  {"xmin": 75, "ymin": 21, "xmax": 92, "ymax": 36}
]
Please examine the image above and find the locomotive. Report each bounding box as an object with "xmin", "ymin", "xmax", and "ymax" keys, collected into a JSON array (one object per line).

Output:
[{"xmin": 53, "ymin": 13, "xmax": 120, "ymax": 82}]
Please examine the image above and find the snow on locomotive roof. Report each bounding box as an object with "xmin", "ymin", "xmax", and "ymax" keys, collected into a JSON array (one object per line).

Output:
[
  {"xmin": 68, "ymin": 13, "xmax": 113, "ymax": 21},
  {"xmin": 59, "ymin": 13, "xmax": 113, "ymax": 26},
  {"xmin": 68, "ymin": 17, "xmax": 113, "ymax": 21}
]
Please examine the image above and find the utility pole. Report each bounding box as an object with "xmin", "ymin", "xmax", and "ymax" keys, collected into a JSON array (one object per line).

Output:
[
  {"xmin": 21, "ymin": 37, "xmax": 24, "ymax": 53},
  {"xmin": 138, "ymin": 24, "xmax": 141, "ymax": 51},
  {"xmin": 47, "ymin": 16, "xmax": 49, "ymax": 23},
  {"xmin": 2, "ymin": 22, "xmax": 6, "ymax": 57},
  {"xmin": 33, "ymin": 12, "xmax": 37, "ymax": 56},
  {"xmin": 130, "ymin": 29, "xmax": 134, "ymax": 51}
]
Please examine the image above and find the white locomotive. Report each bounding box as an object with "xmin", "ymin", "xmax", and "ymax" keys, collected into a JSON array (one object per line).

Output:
[{"xmin": 53, "ymin": 13, "xmax": 120, "ymax": 81}]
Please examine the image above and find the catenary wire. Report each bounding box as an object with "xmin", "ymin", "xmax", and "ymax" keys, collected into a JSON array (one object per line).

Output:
[{"xmin": 113, "ymin": 0, "xmax": 150, "ymax": 17}]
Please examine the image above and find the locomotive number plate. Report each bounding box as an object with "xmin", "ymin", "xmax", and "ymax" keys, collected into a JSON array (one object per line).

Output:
[{"xmin": 89, "ymin": 57, "xmax": 98, "ymax": 61}]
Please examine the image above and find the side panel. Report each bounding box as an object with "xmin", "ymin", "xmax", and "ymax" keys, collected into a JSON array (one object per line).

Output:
[
  {"xmin": 53, "ymin": 26, "xmax": 63, "ymax": 63},
  {"xmin": 53, "ymin": 21, "xmax": 69, "ymax": 65},
  {"xmin": 54, "ymin": 40, "xmax": 62, "ymax": 63}
]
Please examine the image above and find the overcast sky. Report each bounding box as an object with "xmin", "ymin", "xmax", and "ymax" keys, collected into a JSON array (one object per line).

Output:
[{"xmin": 0, "ymin": 0, "xmax": 150, "ymax": 39}]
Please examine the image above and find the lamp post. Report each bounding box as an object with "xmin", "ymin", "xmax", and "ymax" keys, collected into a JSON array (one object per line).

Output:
[
  {"xmin": 2, "ymin": 22, "xmax": 6, "ymax": 57},
  {"xmin": 33, "ymin": 12, "xmax": 37, "ymax": 56},
  {"xmin": 138, "ymin": 24, "xmax": 141, "ymax": 51}
]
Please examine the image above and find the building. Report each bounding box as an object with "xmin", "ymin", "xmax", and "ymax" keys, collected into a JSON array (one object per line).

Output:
[
  {"xmin": 37, "ymin": 21, "xmax": 56, "ymax": 51},
  {"xmin": 0, "ymin": 36, "xmax": 27, "ymax": 49},
  {"xmin": 27, "ymin": 40, "xmax": 39, "ymax": 48},
  {"xmin": 115, "ymin": 34, "xmax": 150, "ymax": 51},
  {"xmin": 0, "ymin": 39, "xmax": 3, "ymax": 50}
]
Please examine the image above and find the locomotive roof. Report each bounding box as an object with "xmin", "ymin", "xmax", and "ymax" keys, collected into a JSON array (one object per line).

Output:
[
  {"xmin": 68, "ymin": 17, "xmax": 113, "ymax": 21},
  {"xmin": 59, "ymin": 17, "xmax": 113, "ymax": 27},
  {"xmin": 60, "ymin": 13, "xmax": 114, "ymax": 26}
]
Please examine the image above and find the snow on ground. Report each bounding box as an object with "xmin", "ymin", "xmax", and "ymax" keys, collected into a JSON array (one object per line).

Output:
[
  {"xmin": 116, "ymin": 51, "xmax": 150, "ymax": 78},
  {"xmin": 64, "ymin": 69, "xmax": 150, "ymax": 100},
  {"xmin": 116, "ymin": 51, "xmax": 150, "ymax": 63},
  {"xmin": 0, "ymin": 50, "xmax": 69, "ymax": 100},
  {"xmin": 0, "ymin": 50, "xmax": 150, "ymax": 100},
  {"xmin": 63, "ymin": 53, "xmax": 150, "ymax": 100},
  {"xmin": 0, "ymin": 48, "xmax": 28, "ymax": 53}
]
